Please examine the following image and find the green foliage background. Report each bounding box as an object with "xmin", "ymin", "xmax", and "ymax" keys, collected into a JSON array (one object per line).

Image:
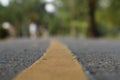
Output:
[{"xmin": 0, "ymin": 0, "xmax": 120, "ymax": 38}]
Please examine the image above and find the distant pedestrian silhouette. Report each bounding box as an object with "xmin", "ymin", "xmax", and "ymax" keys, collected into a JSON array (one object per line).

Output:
[
  {"xmin": 2, "ymin": 22, "xmax": 16, "ymax": 39},
  {"xmin": 29, "ymin": 22, "xmax": 37, "ymax": 39}
]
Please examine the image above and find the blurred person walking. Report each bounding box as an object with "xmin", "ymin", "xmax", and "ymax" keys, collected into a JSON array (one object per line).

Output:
[
  {"xmin": 29, "ymin": 22, "xmax": 37, "ymax": 39},
  {"xmin": 2, "ymin": 22, "xmax": 16, "ymax": 39},
  {"xmin": 39, "ymin": 25, "xmax": 49, "ymax": 38}
]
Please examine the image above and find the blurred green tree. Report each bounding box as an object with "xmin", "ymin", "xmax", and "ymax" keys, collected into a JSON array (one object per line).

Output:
[{"xmin": 0, "ymin": 0, "xmax": 120, "ymax": 38}]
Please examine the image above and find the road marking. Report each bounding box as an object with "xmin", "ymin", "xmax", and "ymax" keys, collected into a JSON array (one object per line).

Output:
[{"xmin": 13, "ymin": 40, "xmax": 88, "ymax": 80}]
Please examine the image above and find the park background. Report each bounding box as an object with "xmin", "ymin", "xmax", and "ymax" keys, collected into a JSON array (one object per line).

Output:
[{"xmin": 0, "ymin": 0, "xmax": 120, "ymax": 39}]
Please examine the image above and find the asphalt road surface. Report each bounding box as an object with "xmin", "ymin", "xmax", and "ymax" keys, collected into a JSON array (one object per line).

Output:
[
  {"xmin": 0, "ymin": 39, "xmax": 49, "ymax": 80},
  {"xmin": 1, "ymin": 38, "xmax": 120, "ymax": 80},
  {"xmin": 61, "ymin": 38, "xmax": 120, "ymax": 80}
]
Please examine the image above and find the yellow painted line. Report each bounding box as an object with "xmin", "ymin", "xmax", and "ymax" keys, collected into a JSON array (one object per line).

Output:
[{"xmin": 13, "ymin": 40, "xmax": 88, "ymax": 80}]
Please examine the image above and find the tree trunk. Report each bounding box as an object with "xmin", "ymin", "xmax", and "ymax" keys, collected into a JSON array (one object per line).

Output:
[{"xmin": 88, "ymin": 0, "xmax": 99, "ymax": 37}]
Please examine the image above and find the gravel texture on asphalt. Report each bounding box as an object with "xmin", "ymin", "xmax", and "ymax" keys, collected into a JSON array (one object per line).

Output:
[
  {"xmin": 0, "ymin": 39, "xmax": 49, "ymax": 80},
  {"xmin": 60, "ymin": 38, "xmax": 120, "ymax": 80}
]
